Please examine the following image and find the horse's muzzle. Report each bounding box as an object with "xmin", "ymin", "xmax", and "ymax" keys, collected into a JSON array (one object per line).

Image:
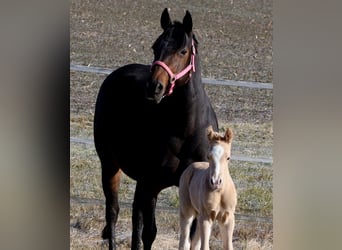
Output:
[{"xmin": 146, "ymin": 80, "xmax": 166, "ymax": 104}]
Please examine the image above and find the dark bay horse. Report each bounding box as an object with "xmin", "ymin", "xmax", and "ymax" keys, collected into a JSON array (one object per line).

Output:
[{"xmin": 94, "ymin": 8, "xmax": 218, "ymax": 250}]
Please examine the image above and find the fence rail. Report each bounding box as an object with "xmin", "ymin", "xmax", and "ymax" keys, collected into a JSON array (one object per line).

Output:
[
  {"xmin": 70, "ymin": 196, "xmax": 272, "ymax": 224},
  {"xmin": 70, "ymin": 64, "xmax": 273, "ymax": 89},
  {"xmin": 70, "ymin": 137, "xmax": 273, "ymax": 164}
]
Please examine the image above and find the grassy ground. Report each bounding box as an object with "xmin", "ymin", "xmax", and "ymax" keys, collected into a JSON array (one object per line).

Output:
[
  {"xmin": 70, "ymin": 142, "xmax": 273, "ymax": 249},
  {"xmin": 70, "ymin": 0, "xmax": 273, "ymax": 249},
  {"xmin": 70, "ymin": 0, "xmax": 272, "ymax": 83}
]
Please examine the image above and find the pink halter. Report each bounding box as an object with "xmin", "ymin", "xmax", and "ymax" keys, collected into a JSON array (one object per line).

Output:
[{"xmin": 151, "ymin": 39, "xmax": 196, "ymax": 96}]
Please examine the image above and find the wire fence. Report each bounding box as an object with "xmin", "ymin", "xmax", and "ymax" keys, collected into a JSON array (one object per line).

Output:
[
  {"xmin": 70, "ymin": 64, "xmax": 273, "ymax": 89},
  {"xmin": 70, "ymin": 196, "xmax": 272, "ymax": 224},
  {"xmin": 70, "ymin": 137, "xmax": 272, "ymax": 164}
]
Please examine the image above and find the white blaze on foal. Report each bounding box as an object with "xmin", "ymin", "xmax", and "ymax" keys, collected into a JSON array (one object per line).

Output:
[{"xmin": 210, "ymin": 144, "xmax": 224, "ymax": 190}]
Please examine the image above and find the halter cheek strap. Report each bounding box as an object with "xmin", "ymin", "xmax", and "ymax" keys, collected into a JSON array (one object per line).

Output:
[{"xmin": 151, "ymin": 39, "xmax": 196, "ymax": 96}]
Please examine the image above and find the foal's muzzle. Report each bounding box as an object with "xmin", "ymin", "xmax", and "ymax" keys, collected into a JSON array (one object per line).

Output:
[{"xmin": 210, "ymin": 176, "xmax": 223, "ymax": 190}]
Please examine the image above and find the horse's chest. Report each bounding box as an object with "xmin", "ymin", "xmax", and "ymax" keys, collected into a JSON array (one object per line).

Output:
[
  {"xmin": 165, "ymin": 137, "xmax": 184, "ymax": 155},
  {"xmin": 134, "ymin": 134, "xmax": 184, "ymax": 168}
]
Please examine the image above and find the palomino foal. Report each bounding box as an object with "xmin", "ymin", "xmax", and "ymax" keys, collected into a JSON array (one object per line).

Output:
[{"xmin": 179, "ymin": 126, "xmax": 237, "ymax": 250}]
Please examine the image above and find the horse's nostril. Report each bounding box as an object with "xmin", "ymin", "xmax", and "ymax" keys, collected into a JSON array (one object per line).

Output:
[
  {"xmin": 154, "ymin": 82, "xmax": 164, "ymax": 95},
  {"xmin": 157, "ymin": 82, "xmax": 163, "ymax": 91}
]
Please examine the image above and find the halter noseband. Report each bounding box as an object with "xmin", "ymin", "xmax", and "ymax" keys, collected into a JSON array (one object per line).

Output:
[{"xmin": 151, "ymin": 39, "xmax": 196, "ymax": 96}]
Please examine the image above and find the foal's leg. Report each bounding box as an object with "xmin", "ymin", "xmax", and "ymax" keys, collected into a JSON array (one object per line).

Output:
[
  {"xmin": 179, "ymin": 210, "xmax": 195, "ymax": 250},
  {"xmin": 101, "ymin": 160, "xmax": 121, "ymax": 250},
  {"xmin": 191, "ymin": 218, "xmax": 201, "ymax": 250},
  {"xmin": 198, "ymin": 214, "xmax": 212, "ymax": 250},
  {"xmin": 219, "ymin": 213, "xmax": 235, "ymax": 250},
  {"xmin": 131, "ymin": 181, "xmax": 158, "ymax": 250}
]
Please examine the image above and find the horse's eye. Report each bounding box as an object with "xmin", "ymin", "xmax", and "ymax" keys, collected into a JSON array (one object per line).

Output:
[
  {"xmin": 180, "ymin": 49, "xmax": 187, "ymax": 55},
  {"xmin": 227, "ymin": 157, "xmax": 231, "ymax": 160}
]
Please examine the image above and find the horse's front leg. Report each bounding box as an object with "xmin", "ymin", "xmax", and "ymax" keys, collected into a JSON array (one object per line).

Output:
[
  {"xmin": 101, "ymin": 161, "xmax": 122, "ymax": 250},
  {"xmin": 131, "ymin": 181, "xmax": 158, "ymax": 250}
]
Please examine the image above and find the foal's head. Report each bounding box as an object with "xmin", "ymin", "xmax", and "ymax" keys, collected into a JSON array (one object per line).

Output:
[
  {"xmin": 147, "ymin": 8, "xmax": 197, "ymax": 103},
  {"xmin": 207, "ymin": 126, "xmax": 234, "ymax": 190}
]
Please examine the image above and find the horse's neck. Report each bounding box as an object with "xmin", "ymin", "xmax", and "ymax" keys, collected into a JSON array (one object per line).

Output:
[
  {"xmin": 163, "ymin": 55, "xmax": 213, "ymax": 138},
  {"xmin": 184, "ymin": 56, "xmax": 208, "ymax": 115},
  {"xmin": 190, "ymin": 53, "xmax": 204, "ymax": 98},
  {"xmin": 182, "ymin": 73, "xmax": 206, "ymax": 134}
]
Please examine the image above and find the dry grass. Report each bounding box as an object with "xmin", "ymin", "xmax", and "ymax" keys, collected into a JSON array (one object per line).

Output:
[
  {"xmin": 70, "ymin": 0, "xmax": 272, "ymax": 83},
  {"xmin": 70, "ymin": 200, "xmax": 273, "ymax": 250},
  {"xmin": 70, "ymin": 203, "xmax": 272, "ymax": 250},
  {"xmin": 70, "ymin": 141, "xmax": 272, "ymax": 249}
]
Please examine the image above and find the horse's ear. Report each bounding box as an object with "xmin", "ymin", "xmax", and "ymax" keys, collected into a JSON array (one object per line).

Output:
[
  {"xmin": 161, "ymin": 8, "xmax": 171, "ymax": 30},
  {"xmin": 183, "ymin": 10, "xmax": 193, "ymax": 34},
  {"xmin": 224, "ymin": 128, "xmax": 234, "ymax": 143}
]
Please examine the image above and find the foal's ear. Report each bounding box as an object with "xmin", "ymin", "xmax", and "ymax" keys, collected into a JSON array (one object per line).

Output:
[
  {"xmin": 207, "ymin": 125, "xmax": 214, "ymax": 139},
  {"xmin": 161, "ymin": 8, "xmax": 171, "ymax": 30},
  {"xmin": 183, "ymin": 10, "xmax": 193, "ymax": 34},
  {"xmin": 224, "ymin": 128, "xmax": 234, "ymax": 143}
]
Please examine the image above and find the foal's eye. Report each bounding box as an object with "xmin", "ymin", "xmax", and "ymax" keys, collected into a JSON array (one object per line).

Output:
[
  {"xmin": 227, "ymin": 157, "xmax": 231, "ymax": 160},
  {"xmin": 180, "ymin": 49, "xmax": 187, "ymax": 55}
]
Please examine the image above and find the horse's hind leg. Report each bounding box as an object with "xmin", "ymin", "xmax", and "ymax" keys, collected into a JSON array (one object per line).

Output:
[{"xmin": 101, "ymin": 160, "xmax": 122, "ymax": 250}]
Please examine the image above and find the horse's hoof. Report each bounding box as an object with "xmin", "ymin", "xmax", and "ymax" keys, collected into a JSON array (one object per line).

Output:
[{"xmin": 102, "ymin": 225, "xmax": 110, "ymax": 239}]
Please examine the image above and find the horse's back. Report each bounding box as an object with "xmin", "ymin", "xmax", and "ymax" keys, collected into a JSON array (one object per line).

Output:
[
  {"xmin": 94, "ymin": 64, "xmax": 151, "ymax": 161},
  {"xmin": 94, "ymin": 64, "xmax": 150, "ymax": 113}
]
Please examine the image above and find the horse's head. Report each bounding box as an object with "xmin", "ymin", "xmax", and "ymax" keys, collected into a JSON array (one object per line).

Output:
[
  {"xmin": 207, "ymin": 126, "xmax": 234, "ymax": 190},
  {"xmin": 147, "ymin": 8, "xmax": 197, "ymax": 103}
]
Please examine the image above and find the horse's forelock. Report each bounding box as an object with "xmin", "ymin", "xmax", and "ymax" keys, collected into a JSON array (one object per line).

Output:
[
  {"xmin": 152, "ymin": 22, "xmax": 190, "ymax": 57},
  {"xmin": 208, "ymin": 131, "xmax": 222, "ymax": 142}
]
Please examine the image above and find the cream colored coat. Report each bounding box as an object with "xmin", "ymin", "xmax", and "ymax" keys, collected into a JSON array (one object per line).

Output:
[{"xmin": 179, "ymin": 127, "xmax": 237, "ymax": 250}]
